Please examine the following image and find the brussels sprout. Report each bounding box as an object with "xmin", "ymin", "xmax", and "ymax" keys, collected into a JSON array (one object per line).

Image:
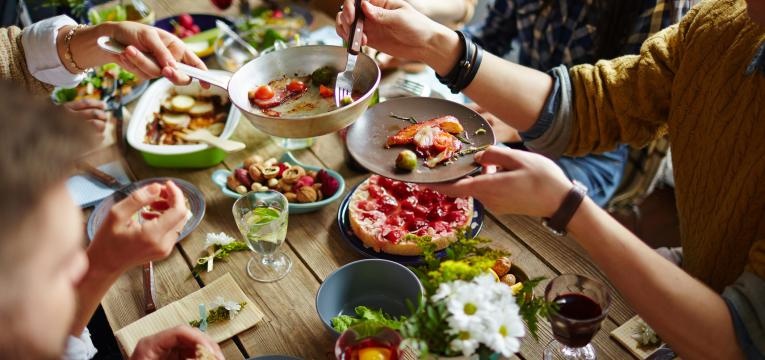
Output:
[
  {"xmin": 395, "ymin": 150, "xmax": 417, "ymax": 171},
  {"xmin": 311, "ymin": 66, "xmax": 334, "ymax": 86}
]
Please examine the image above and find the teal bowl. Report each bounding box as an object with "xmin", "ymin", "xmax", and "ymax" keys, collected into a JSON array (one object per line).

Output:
[
  {"xmin": 316, "ymin": 259, "xmax": 423, "ymax": 336},
  {"xmin": 212, "ymin": 152, "xmax": 345, "ymax": 214}
]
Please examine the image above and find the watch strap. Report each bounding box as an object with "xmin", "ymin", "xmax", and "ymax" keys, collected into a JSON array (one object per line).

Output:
[{"xmin": 542, "ymin": 181, "xmax": 587, "ymax": 236}]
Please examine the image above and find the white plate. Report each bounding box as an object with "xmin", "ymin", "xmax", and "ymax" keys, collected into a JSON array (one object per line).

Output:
[{"xmin": 127, "ymin": 72, "xmax": 241, "ymax": 155}]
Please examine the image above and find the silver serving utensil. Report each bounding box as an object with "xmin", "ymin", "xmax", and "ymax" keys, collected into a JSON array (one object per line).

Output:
[
  {"xmin": 130, "ymin": 0, "xmax": 151, "ymax": 18},
  {"xmin": 215, "ymin": 20, "xmax": 259, "ymax": 58},
  {"xmin": 335, "ymin": 0, "xmax": 365, "ymax": 107}
]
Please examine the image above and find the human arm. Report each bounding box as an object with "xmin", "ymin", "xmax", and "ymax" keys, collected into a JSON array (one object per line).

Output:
[
  {"xmin": 429, "ymin": 146, "xmax": 747, "ymax": 359},
  {"xmin": 404, "ymin": 0, "xmax": 475, "ymax": 28},
  {"xmin": 336, "ymin": 0, "xmax": 552, "ymax": 133},
  {"xmin": 70, "ymin": 181, "xmax": 188, "ymax": 335}
]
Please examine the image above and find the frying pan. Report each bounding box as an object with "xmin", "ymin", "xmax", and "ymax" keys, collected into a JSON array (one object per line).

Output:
[{"xmin": 98, "ymin": 37, "xmax": 380, "ymax": 138}]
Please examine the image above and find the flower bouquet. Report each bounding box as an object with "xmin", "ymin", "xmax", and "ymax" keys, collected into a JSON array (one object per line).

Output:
[{"xmin": 333, "ymin": 231, "xmax": 552, "ymax": 359}]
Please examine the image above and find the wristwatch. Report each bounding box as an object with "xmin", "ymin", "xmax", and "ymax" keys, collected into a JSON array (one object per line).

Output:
[{"xmin": 542, "ymin": 181, "xmax": 588, "ymax": 236}]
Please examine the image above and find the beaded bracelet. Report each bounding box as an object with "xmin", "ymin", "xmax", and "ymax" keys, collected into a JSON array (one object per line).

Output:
[{"xmin": 63, "ymin": 24, "xmax": 91, "ymax": 73}]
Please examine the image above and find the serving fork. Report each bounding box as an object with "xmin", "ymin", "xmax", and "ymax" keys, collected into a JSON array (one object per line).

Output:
[{"xmin": 335, "ymin": 0, "xmax": 365, "ymax": 107}]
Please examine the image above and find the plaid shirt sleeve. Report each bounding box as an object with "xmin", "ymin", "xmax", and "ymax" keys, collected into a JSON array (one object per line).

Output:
[
  {"xmin": 623, "ymin": 0, "xmax": 698, "ymax": 55},
  {"xmin": 464, "ymin": 0, "xmax": 519, "ymax": 57}
]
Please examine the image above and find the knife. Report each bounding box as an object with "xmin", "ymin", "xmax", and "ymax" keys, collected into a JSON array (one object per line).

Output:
[{"xmin": 142, "ymin": 262, "xmax": 157, "ymax": 314}]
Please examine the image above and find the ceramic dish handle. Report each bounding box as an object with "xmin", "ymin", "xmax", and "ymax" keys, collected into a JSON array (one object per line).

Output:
[{"xmin": 96, "ymin": 36, "xmax": 232, "ymax": 90}]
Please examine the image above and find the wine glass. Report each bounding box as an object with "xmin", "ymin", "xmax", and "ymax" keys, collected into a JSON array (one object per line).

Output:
[
  {"xmin": 232, "ymin": 190, "xmax": 291, "ymax": 282},
  {"xmin": 335, "ymin": 325, "xmax": 402, "ymax": 360},
  {"xmin": 544, "ymin": 274, "xmax": 611, "ymax": 360}
]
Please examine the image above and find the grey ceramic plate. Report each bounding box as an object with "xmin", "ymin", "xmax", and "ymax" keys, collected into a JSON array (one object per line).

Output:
[{"xmin": 346, "ymin": 97, "xmax": 495, "ymax": 183}]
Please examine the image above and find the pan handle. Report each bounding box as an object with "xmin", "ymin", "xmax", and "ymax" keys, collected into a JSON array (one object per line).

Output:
[{"xmin": 96, "ymin": 36, "xmax": 231, "ymax": 90}]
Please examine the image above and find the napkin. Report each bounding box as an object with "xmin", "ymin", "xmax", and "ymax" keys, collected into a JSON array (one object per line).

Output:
[
  {"xmin": 610, "ymin": 315, "xmax": 673, "ymax": 359},
  {"xmin": 66, "ymin": 161, "xmax": 131, "ymax": 208},
  {"xmin": 114, "ymin": 273, "xmax": 263, "ymax": 356}
]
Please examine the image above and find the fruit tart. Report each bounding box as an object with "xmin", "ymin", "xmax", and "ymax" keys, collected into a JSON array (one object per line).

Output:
[{"xmin": 348, "ymin": 175, "xmax": 473, "ymax": 256}]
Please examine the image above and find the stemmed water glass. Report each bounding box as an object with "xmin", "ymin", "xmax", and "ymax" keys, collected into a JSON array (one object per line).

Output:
[
  {"xmin": 544, "ymin": 274, "xmax": 611, "ymax": 360},
  {"xmin": 233, "ymin": 190, "xmax": 291, "ymax": 282}
]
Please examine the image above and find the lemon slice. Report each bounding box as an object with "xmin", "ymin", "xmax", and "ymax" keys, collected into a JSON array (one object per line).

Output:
[
  {"xmin": 184, "ymin": 41, "xmax": 211, "ymax": 55},
  {"xmin": 170, "ymin": 95, "xmax": 195, "ymax": 112},
  {"xmin": 189, "ymin": 101, "xmax": 214, "ymax": 116},
  {"xmin": 161, "ymin": 113, "xmax": 191, "ymax": 128}
]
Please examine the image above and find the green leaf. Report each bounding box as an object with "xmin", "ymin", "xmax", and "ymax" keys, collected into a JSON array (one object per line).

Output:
[
  {"xmin": 330, "ymin": 306, "xmax": 404, "ymax": 334},
  {"xmin": 54, "ymin": 88, "xmax": 78, "ymax": 103}
]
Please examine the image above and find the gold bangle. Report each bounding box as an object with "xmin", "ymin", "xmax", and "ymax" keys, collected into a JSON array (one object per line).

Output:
[{"xmin": 63, "ymin": 24, "xmax": 91, "ymax": 73}]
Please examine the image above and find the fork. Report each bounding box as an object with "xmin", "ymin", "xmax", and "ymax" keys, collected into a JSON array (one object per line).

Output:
[
  {"xmin": 395, "ymin": 78, "xmax": 431, "ymax": 97},
  {"xmin": 335, "ymin": 0, "xmax": 365, "ymax": 107}
]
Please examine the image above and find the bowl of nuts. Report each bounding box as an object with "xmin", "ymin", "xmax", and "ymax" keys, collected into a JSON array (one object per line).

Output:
[{"xmin": 212, "ymin": 152, "xmax": 345, "ymax": 214}]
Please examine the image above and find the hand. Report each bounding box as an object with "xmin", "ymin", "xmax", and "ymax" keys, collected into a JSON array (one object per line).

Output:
[
  {"xmin": 88, "ymin": 181, "xmax": 188, "ymax": 274},
  {"xmin": 465, "ymin": 103, "xmax": 522, "ymax": 143},
  {"xmin": 336, "ymin": 0, "xmax": 455, "ymax": 65},
  {"xmin": 427, "ymin": 146, "xmax": 572, "ymax": 217},
  {"xmin": 60, "ymin": 22, "xmax": 207, "ymax": 86},
  {"xmin": 131, "ymin": 326, "xmax": 223, "ymax": 360},
  {"xmin": 63, "ymin": 99, "xmax": 108, "ymax": 135}
]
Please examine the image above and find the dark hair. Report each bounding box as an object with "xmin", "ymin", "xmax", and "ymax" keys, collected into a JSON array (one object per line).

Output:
[{"xmin": 0, "ymin": 80, "xmax": 97, "ymax": 255}]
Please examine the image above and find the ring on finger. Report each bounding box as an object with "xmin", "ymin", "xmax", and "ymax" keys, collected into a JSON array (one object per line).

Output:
[{"xmin": 339, "ymin": 4, "xmax": 344, "ymax": 11}]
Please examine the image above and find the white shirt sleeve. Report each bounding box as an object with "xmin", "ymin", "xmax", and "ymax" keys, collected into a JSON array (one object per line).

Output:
[
  {"xmin": 20, "ymin": 15, "xmax": 86, "ymax": 88},
  {"xmin": 62, "ymin": 327, "xmax": 98, "ymax": 360}
]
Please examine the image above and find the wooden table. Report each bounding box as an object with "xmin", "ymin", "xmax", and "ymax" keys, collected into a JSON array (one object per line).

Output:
[{"xmin": 91, "ymin": 1, "xmax": 638, "ymax": 359}]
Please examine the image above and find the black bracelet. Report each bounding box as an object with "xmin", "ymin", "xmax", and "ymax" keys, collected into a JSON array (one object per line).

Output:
[
  {"xmin": 436, "ymin": 30, "xmax": 483, "ymax": 94},
  {"xmin": 456, "ymin": 43, "xmax": 483, "ymax": 91},
  {"xmin": 435, "ymin": 30, "xmax": 469, "ymax": 87}
]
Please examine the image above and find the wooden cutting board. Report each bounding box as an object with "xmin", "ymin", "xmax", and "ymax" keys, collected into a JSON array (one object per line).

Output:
[{"xmin": 114, "ymin": 272, "xmax": 263, "ymax": 356}]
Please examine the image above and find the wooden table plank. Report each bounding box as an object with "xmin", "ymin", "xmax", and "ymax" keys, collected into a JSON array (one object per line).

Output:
[{"xmin": 491, "ymin": 213, "xmax": 636, "ymax": 325}]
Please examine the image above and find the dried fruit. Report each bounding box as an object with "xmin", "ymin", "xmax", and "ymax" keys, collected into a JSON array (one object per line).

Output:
[
  {"xmin": 243, "ymin": 154, "xmax": 264, "ymax": 168},
  {"xmin": 295, "ymin": 175, "xmax": 315, "ymax": 189},
  {"xmin": 316, "ymin": 170, "xmax": 340, "ymax": 197},
  {"xmin": 235, "ymin": 185, "xmax": 248, "ymax": 194},
  {"xmin": 281, "ymin": 166, "xmax": 305, "ymax": 184},
  {"xmin": 276, "ymin": 162, "xmax": 290, "ymax": 177},
  {"xmin": 234, "ymin": 168, "xmax": 252, "ymax": 188},
  {"xmin": 296, "ymin": 186, "xmax": 318, "ymax": 203},
  {"xmin": 395, "ymin": 150, "xmax": 417, "ymax": 172},
  {"xmin": 284, "ymin": 192, "xmax": 298, "ymax": 202},
  {"xmin": 501, "ymin": 274, "xmax": 517, "ymax": 286},
  {"xmin": 262, "ymin": 166, "xmax": 280, "ymax": 179},
  {"xmin": 492, "ymin": 257, "xmax": 512, "ymax": 277},
  {"xmin": 277, "ymin": 179, "xmax": 293, "ymax": 193},
  {"xmin": 248, "ymin": 164, "xmax": 265, "ymax": 182},
  {"xmin": 226, "ymin": 174, "xmax": 242, "ymax": 190}
]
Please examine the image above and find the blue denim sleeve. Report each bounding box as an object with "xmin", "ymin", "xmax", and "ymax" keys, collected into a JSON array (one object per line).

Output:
[
  {"xmin": 519, "ymin": 65, "xmax": 574, "ymax": 158},
  {"xmin": 722, "ymin": 271, "xmax": 765, "ymax": 359}
]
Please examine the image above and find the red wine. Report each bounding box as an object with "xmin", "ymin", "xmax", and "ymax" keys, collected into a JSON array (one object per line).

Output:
[{"xmin": 550, "ymin": 293, "xmax": 604, "ymax": 347}]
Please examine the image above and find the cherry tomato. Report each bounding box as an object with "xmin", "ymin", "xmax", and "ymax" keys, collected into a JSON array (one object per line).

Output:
[
  {"xmin": 178, "ymin": 14, "xmax": 194, "ymax": 29},
  {"xmin": 272, "ymin": 10, "xmax": 284, "ymax": 18},
  {"xmin": 286, "ymin": 80, "xmax": 307, "ymax": 93},
  {"xmin": 319, "ymin": 84, "xmax": 334, "ymax": 98},
  {"xmin": 253, "ymin": 85, "xmax": 275, "ymax": 100}
]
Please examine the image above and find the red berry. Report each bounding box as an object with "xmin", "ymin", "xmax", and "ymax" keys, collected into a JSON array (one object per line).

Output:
[
  {"xmin": 378, "ymin": 196, "xmax": 398, "ymax": 214},
  {"xmin": 178, "ymin": 14, "xmax": 194, "ymax": 29},
  {"xmin": 272, "ymin": 9, "xmax": 284, "ymax": 18},
  {"xmin": 190, "ymin": 24, "xmax": 201, "ymax": 34},
  {"xmin": 376, "ymin": 176, "xmax": 394, "ymax": 189},
  {"xmin": 140, "ymin": 210, "xmax": 160, "ymax": 220},
  {"xmin": 401, "ymin": 196, "xmax": 418, "ymax": 210},
  {"xmin": 391, "ymin": 181, "xmax": 416, "ymax": 199},
  {"xmin": 149, "ymin": 200, "xmax": 170, "ymax": 212}
]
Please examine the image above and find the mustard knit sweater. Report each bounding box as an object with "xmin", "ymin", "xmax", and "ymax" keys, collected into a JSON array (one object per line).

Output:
[
  {"xmin": 0, "ymin": 26, "xmax": 53, "ymax": 95},
  {"xmin": 568, "ymin": 0, "xmax": 765, "ymax": 291}
]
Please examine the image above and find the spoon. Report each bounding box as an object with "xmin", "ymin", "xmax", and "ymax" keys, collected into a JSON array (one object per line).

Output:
[
  {"xmin": 179, "ymin": 129, "xmax": 246, "ymax": 153},
  {"xmin": 215, "ymin": 20, "xmax": 259, "ymax": 58}
]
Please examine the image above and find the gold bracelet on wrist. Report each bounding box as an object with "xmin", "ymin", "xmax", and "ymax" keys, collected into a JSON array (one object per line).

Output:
[{"xmin": 63, "ymin": 24, "xmax": 92, "ymax": 73}]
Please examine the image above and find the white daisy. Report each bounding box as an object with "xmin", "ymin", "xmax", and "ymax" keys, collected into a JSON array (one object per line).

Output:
[
  {"xmin": 205, "ymin": 232, "xmax": 235, "ymax": 248},
  {"xmin": 482, "ymin": 309, "xmax": 525, "ymax": 356},
  {"xmin": 449, "ymin": 329, "xmax": 481, "ymax": 356}
]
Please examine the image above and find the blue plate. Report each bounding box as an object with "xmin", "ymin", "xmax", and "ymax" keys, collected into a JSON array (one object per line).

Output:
[
  {"xmin": 154, "ymin": 13, "xmax": 233, "ymax": 34},
  {"xmin": 337, "ymin": 179, "xmax": 484, "ymax": 266},
  {"xmin": 86, "ymin": 177, "xmax": 206, "ymax": 241},
  {"xmin": 211, "ymin": 152, "xmax": 345, "ymax": 214}
]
